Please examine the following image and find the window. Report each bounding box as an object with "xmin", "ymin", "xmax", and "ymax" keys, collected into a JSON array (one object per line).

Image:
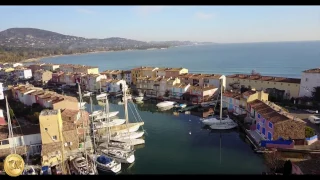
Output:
[
  {"xmin": 45, "ymin": 128, "xmax": 48, "ymax": 131},
  {"xmin": 257, "ymin": 114, "xmax": 261, "ymax": 119},
  {"xmin": 262, "ymin": 119, "xmax": 265, "ymax": 124},
  {"xmin": 52, "ymin": 135, "xmax": 57, "ymax": 140},
  {"xmin": 267, "ymin": 132, "xmax": 272, "ymax": 140},
  {"xmin": 305, "ymin": 78, "xmax": 308, "ymax": 82},
  {"xmin": 269, "ymin": 122, "xmax": 273, "ymax": 129},
  {"xmin": 0, "ymin": 140, "xmax": 9, "ymax": 145}
]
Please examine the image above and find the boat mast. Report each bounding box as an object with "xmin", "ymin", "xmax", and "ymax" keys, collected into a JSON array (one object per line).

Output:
[
  {"xmin": 124, "ymin": 86, "xmax": 129, "ymax": 126},
  {"xmin": 90, "ymin": 97, "xmax": 96, "ymax": 152},
  {"xmin": 5, "ymin": 95, "xmax": 16, "ymax": 154},
  {"xmin": 78, "ymin": 83, "xmax": 89, "ymax": 169},
  {"xmin": 220, "ymin": 78, "xmax": 222, "ymax": 123},
  {"xmin": 105, "ymin": 95, "xmax": 111, "ymax": 145}
]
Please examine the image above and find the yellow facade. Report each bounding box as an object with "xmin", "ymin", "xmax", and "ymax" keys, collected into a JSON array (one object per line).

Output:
[
  {"xmin": 131, "ymin": 67, "xmax": 158, "ymax": 85},
  {"xmin": 39, "ymin": 109, "xmax": 63, "ymax": 144},
  {"xmin": 226, "ymin": 76, "xmax": 300, "ymax": 98}
]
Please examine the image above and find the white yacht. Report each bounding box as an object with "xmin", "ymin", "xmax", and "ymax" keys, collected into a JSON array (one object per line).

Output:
[
  {"xmin": 156, "ymin": 101, "xmax": 176, "ymax": 108},
  {"xmin": 90, "ymin": 111, "xmax": 119, "ymax": 120},
  {"xmin": 70, "ymin": 156, "xmax": 96, "ymax": 175},
  {"xmin": 96, "ymin": 93, "xmax": 108, "ymax": 101},
  {"xmin": 99, "ymin": 141, "xmax": 134, "ymax": 151},
  {"xmin": 93, "ymin": 118, "xmax": 126, "ymax": 129},
  {"xmin": 94, "ymin": 155, "xmax": 121, "ymax": 174},
  {"xmin": 110, "ymin": 131, "xmax": 144, "ymax": 141},
  {"xmin": 100, "ymin": 149, "xmax": 135, "ymax": 164},
  {"xmin": 109, "ymin": 122, "xmax": 144, "ymax": 134}
]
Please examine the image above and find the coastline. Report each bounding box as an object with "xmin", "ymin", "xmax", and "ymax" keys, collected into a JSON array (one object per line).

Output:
[{"xmin": 21, "ymin": 50, "xmax": 111, "ymax": 63}]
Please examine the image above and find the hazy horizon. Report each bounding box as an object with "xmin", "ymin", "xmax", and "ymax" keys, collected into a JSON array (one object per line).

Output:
[{"xmin": 1, "ymin": 6, "xmax": 319, "ymax": 43}]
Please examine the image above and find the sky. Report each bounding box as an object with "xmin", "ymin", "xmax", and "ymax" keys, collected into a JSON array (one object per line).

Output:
[{"xmin": 0, "ymin": 6, "xmax": 319, "ymax": 43}]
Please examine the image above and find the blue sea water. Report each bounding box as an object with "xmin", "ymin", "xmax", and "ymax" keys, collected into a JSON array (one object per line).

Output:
[{"xmin": 41, "ymin": 41, "xmax": 320, "ymax": 78}]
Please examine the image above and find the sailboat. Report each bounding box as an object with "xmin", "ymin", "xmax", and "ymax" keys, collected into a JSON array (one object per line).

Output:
[
  {"xmin": 69, "ymin": 83, "xmax": 97, "ymax": 175},
  {"xmin": 99, "ymin": 87, "xmax": 136, "ymax": 164},
  {"xmin": 209, "ymin": 79, "xmax": 238, "ymax": 130},
  {"xmin": 201, "ymin": 79, "xmax": 237, "ymax": 129}
]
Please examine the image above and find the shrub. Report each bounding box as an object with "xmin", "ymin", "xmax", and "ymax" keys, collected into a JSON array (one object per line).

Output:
[{"xmin": 305, "ymin": 126, "xmax": 316, "ymax": 138}]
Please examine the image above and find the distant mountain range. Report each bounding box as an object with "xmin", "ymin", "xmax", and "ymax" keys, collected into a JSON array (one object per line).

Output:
[{"xmin": 0, "ymin": 28, "xmax": 214, "ymax": 50}]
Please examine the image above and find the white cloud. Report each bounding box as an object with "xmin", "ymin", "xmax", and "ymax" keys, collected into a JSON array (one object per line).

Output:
[
  {"xmin": 194, "ymin": 12, "xmax": 214, "ymax": 20},
  {"xmin": 76, "ymin": 8, "xmax": 96, "ymax": 15},
  {"xmin": 132, "ymin": 6, "xmax": 167, "ymax": 16}
]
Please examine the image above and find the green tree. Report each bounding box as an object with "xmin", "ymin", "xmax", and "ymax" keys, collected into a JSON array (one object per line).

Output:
[{"xmin": 305, "ymin": 126, "xmax": 316, "ymax": 138}]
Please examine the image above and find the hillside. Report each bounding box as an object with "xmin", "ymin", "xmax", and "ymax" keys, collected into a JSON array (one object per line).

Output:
[{"xmin": 0, "ymin": 28, "xmax": 213, "ymax": 63}]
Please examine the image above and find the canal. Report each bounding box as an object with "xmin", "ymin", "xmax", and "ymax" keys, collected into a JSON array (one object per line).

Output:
[{"xmin": 84, "ymin": 97, "xmax": 266, "ymax": 174}]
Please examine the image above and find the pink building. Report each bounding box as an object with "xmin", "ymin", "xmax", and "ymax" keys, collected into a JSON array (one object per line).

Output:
[
  {"xmin": 184, "ymin": 85, "xmax": 218, "ymax": 103},
  {"xmin": 51, "ymin": 71, "xmax": 64, "ymax": 83}
]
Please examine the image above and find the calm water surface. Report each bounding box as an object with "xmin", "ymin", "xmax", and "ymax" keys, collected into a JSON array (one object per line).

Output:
[
  {"xmin": 84, "ymin": 98, "xmax": 266, "ymax": 174},
  {"xmin": 41, "ymin": 41, "xmax": 320, "ymax": 78}
]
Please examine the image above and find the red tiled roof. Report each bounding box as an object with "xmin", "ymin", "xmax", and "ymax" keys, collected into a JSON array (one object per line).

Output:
[{"xmin": 226, "ymin": 74, "xmax": 301, "ymax": 84}]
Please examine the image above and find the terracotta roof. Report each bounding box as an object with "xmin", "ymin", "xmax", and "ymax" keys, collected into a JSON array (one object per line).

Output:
[
  {"xmin": 164, "ymin": 67, "xmax": 185, "ymax": 72},
  {"xmin": 303, "ymin": 68, "xmax": 320, "ymax": 73},
  {"xmin": 178, "ymin": 73, "xmax": 222, "ymax": 79},
  {"xmin": 172, "ymin": 83, "xmax": 190, "ymax": 89},
  {"xmin": 248, "ymin": 100, "xmax": 290, "ymax": 123},
  {"xmin": 226, "ymin": 74, "xmax": 301, "ymax": 84},
  {"xmin": 223, "ymin": 91, "xmax": 242, "ymax": 100},
  {"xmin": 242, "ymin": 90, "xmax": 257, "ymax": 97},
  {"xmin": 190, "ymin": 85, "xmax": 217, "ymax": 91},
  {"xmin": 61, "ymin": 109, "xmax": 79, "ymax": 122},
  {"xmin": 132, "ymin": 66, "xmax": 157, "ymax": 71}
]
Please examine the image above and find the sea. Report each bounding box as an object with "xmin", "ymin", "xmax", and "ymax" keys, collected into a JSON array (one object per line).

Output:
[{"xmin": 41, "ymin": 41, "xmax": 320, "ymax": 174}]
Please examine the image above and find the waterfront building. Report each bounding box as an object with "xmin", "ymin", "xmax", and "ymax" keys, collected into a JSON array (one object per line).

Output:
[
  {"xmin": 51, "ymin": 71, "xmax": 64, "ymax": 84},
  {"xmin": 184, "ymin": 85, "xmax": 218, "ymax": 103},
  {"xmin": 100, "ymin": 70, "xmax": 123, "ymax": 80},
  {"xmin": 28, "ymin": 63, "xmax": 45, "ymax": 73},
  {"xmin": 0, "ymin": 125, "xmax": 42, "ymax": 158},
  {"xmin": 164, "ymin": 67, "xmax": 188, "ymax": 78},
  {"xmin": 59, "ymin": 64, "xmax": 99, "ymax": 74},
  {"xmin": 131, "ymin": 66, "xmax": 158, "ymax": 85},
  {"xmin": 171, "ymin": 83, "xmax": 191, "ymax": 99},
  {"xmin": 14, "ymin": 67, "xmax": 32, "ymax": 79},
  {"xmin": 0, "ymin": 67, "xmax": 15, "ymax": 77},
  {"xmin": 178, "ymin": 73, "xmax": 226, "ymax": 90},
  {"xmin": 39, "ymin": 109, "xmax": 79, "ymax": 167},
  {"xmin": 123, "ymin": 70, "xmax": 132, "ymax": 85},
  {"xmin": 248, "ymin": 99, "xmax": 306, "ymax": 141},
  {"xmin": 82, "ymin": 74, "xmax": 106, "ymax": 92},
  {"xmin": 59, "ymin": 72, "xmax": 76, "ymax": 86},
  {"xmin": 42, "ymin": 63, "xmax": 60, "ymax": 72},
  {"xmin": 34, "ymin": 70, "xmax": 53, "ymax": 85},
  {"xmin": 222, "ymin": 90, "xmax": 269, "ymax": 115},
  {"xmin": 11, "ymin": 85, "xmax": 79, "ymax": 110},
  {"xmin": 61, "ymin": 109, "xmax": 89, "ymax": 139},
  {"xmin": 145, "ymin": 76, "xmax": 162, "ymax": 97},
  {"xmin": 107, "ymin": 79, "xmax": 127, "ymax": 94},
  {"xmin": 226, "ymin": 74, "xmax": 301, "ymax": 99},
  {"xmin": 299, "ymin": 68, "xmax": 320, "ymax": 97}
]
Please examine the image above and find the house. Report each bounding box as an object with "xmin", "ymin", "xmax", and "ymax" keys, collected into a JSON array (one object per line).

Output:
[
  {"xmin": 171, "ymin": 83, "xmax": 191, "ymax": 99},
  {"xmin": 73, "ymin": 65, "xmax": 99, "ymax": 74},
  {"xmin": 0, "ymin": 125, "xmax": 42, "ymax": 158},
  {"xmin": 136, "ymin": 76, "xmax": 150, "ymax": 94},
  {"xmin": 100, "ymin": 70, "xmax": 123, "ymax": 80},
  {"xmin": 164, "ymin": 67, "xmax": 188, "ymax": 78},
  {"xmin": 59, "ymin": 72, "xmax": 76, "ymax": 86},
  {"xmin": 11, "ymin": 85, "xmax": 79, "ymax": 110},
  {"xmin": 61, "ymin": 109, "xmax": 90, "ymax": 138},
  {"xmin": 145, "ymin": 76, "xmax": 162, "ymax": 97},
  {"xmin": 178, "ymin": 73, "xmax": 226, "ymax": 89},
  {"xmin": 39, "ymin": 109, "xmax": 79, "ymax": 167},
  {"xmin": 59, "ymin": 64, "xmax": 74, "ymax": 73},
  {"xmin": 14, "ymin": 67, "xmax": 32, "ymax": 79},
  {"xmin": 28, "ymin": 63, "xmax": 45, "ymax": 73},
  {"xmin": 186, "ymin": 85, "xmax": 218, "ymax": 103},
  {"xmin": 158, "ymin": 77, "xmax": 172, "ymax": 97},
  {"xmin": 131, "ymin": 66, "xmax": 158, "ymax": 85},
  {"xmin": 107, "ymin": 79, "xmax": 127, "ymax": 94},
  {"xmin": 123, "ymin": 70, "xmax": 132, "ymax": 85},
  {"xmin": 222, "ymin": 90, "xmax": 269, "ymax": 115},
  {"xmin": 155, "ymin": 68, "xmax": 167, "ymax": 77},
  {"xmin": 33, "ymin": 70, "xmax": 53, "ymax": 84},
  {"xmin": 165, "ymin": 77, "xmax": 181, "ymax": 97},
  {"xmin": 42, "ymin": 64, "xmax": 60, "ymax": 72},
  {"xmin": 299, "ymin": 68, "xmax": 320, "ymax": 97},
  {"xmin": 226, "ymin": 74, "xmax": 301, "ymax": 99},
  {"xmin": 82, "ymin": 74, "xmax": 107, "ymax": 92},
  {"xmin": 248, "ymin": 99, "xmax": 306, "ymax": 141},
  {"xmin": 50, "ymin": 71, "xmax": 64, "ymax": 84},
  {"xmin": 100, "ymin": 79, "xmax": 112, "ymax": 92}
]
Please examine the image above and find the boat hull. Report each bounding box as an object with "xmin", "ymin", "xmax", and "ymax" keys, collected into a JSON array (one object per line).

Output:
[
  {"xmin": 210, "ymin": 122, "xmax": 238, "ymax": 130},
  {"xmin": 101, "ymin": 151, "xmax": 135, "ymax": 164},
  {"xmin": 114, "ymin": 139, "xmax": 145, "ymax": 146},
  {"xmin": 94, "ymin": 111, "xmax": 119, "ymax": 120},
  {"xmin": 111, "ymin": 131, "xmax": 144, "ymax": 141},
  {"xmin": 110, "ymin": 122, "xmax": 144, "ymax": 134},
  {"xmin": 94, "ymin": 119, "xmax": 126, "ymax": 129},
  {"xmin": 95, "ymin": 156, "xmax": 122, "ymax": 174}
]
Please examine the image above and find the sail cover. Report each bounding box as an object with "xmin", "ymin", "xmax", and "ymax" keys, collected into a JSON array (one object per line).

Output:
[{"xmin": 97, "ymin": 155, "xmax": 112, "ymax": 164}]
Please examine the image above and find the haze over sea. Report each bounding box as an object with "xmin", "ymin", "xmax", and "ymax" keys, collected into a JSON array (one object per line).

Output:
[{"xmin": 41, "ymin": 41, "xmax": 320, "ymax": 78}]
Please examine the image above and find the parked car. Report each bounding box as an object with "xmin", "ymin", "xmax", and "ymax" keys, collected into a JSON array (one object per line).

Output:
[{"xmin": 308, "ymin": 115, "xmax": 320, "ymax": 124}]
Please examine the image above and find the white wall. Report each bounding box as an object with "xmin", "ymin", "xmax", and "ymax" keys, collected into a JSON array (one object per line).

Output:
[
  {"xmin": 299, "ymin": 72, "xmax": 320, "ymax": 97},
  {"xmin": 24, "ymin": 69, "xmax": 32, "ymax": 79}
]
